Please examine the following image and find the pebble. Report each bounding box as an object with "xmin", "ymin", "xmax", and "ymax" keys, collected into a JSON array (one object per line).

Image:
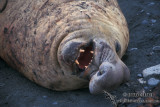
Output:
[
  {"xmin": 151, "ymin": 19, "xmax": 156, "ymax": 23},
  {"xmin": 153, "ymin": 46, "xmax": 160, "ymax": 52},
  {"xmin": 138, "ymin": 78, "xmax": 146, "ymax": 84},
  {"xmin": 148, "ymin": 78, "xmax": 160, "ymax": 86},
  {"xmin": 146, "ymin": 52, "xmax": 154, "ymax": 56},
  {"xmin": 140, "ymin": 10, "xmax": 144, "ymax": 13},
  {"xmin": 43, "ymin": 96, "xmax": 47, "ymax": 98},
  {"xmin": 148, "ymin": 2, "xmax": 155, "ymax": 6},
  {"xmin": 137, "ymin": 73, "xmax": 143, "ymax": 78},
  {"xmin": 130, "ymin": 48, "xmax": 138, "ymax": 51},
  {"xmin": 146, "ymin": 13, "xmax": 150, "ymax": 15},
  {"xmin": 155, "ymin": 34, "xmax": 160, "ymax": 38},
  {"xmin": 141, "ymin": 20, "xmax": 148, "ymax": 24},
  {"xmin": 52, "ymin": 102, "xmax": 58, "ymax": 105},
  {"xmin": 144, "ymin": 86, "xmax": 149, "ymax": 90},
  {"xmin": 142, "ymin": 64, "xmax": 160, "ymax": 77}
]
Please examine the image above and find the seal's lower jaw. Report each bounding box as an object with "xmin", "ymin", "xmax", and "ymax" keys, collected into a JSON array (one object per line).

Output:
[{"xmin": 89, "ymin": 59, "xmax": 130, "ymax": 94}]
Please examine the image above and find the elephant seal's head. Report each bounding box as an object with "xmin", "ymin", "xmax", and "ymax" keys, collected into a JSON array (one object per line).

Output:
[
  {"xmin": 58, "ymin": 29, "xmax": 130, "ymax": 94},
  {"xmin": 53, "ymin": 0, "xmax": 130, "ymax": 94}
]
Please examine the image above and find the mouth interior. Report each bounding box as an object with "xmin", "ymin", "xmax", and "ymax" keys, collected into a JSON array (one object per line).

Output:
[{"xmin": 75, "ymin": 44, "xmax": 94, "ymax": 69}]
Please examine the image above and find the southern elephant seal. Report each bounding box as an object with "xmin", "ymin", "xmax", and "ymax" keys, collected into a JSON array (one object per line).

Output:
[{"xmin": 0, "ymin": 0, "xmax": 130, "ymax": 94}]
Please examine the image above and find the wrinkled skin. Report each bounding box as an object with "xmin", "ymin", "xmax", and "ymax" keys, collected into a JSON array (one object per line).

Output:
[{"xmin": 0, "ymin": 0, "xmax": 130, "ymax": 94}]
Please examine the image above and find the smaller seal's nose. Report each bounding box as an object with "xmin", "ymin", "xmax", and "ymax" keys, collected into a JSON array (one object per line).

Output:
[
  {"xmin": 97, "ymin": 62, "xmax": 114, "ymax": 77},
  {"xmin": 89, "ymin": 59, "xmax": 130, "ymax": 94}
]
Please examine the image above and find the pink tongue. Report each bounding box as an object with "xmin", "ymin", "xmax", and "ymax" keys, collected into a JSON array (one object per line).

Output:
[{"xmin": 77, "ymin": 46, "xmax": 93, "ymax": 69}]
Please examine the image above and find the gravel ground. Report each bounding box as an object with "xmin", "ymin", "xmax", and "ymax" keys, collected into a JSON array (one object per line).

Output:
[{"xmin": 0, "ymin": 0, "xmax": 160, "ymax": 107}]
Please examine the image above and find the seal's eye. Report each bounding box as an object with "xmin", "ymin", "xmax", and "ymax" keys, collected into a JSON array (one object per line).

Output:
[{"xmin": 115, "ymin": 41, "xmax": 121, "ymax": 53}]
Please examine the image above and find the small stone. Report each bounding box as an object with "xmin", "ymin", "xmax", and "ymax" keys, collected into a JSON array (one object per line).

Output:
[
  {"xmin": 137, "ymin": 73, "xmax": 143, "ymax": 78},
  {"xmin": 43, "ymin": 96, "xmax": 47, "ymax": 98},
  {"xmin": 154, "ymin": 34, "xmax": 160, "ymax": 38},
  {"xmin": 151, "ymin": 19, "xmax": 156, "ymax": 23},
  {"xmin": 146, "ymin": 52, "xmax": 154, "ymax": 56},
  {"xmin": 144, "ymin": 86, "xmax": 149, "ymax": 90},
  {"xmin": 148, "ymin": 2, "xmax": 155, "ymax": 6},
  {"xmin": 138, "ymin": 78, "xmax": 146, "ymax": 84},
  {"xmin": 141, "ymin": 20, "xmax": 148, "ymax": 24},
  {"xmin": 148, "ymin": 78, "xmax": 160, "ymax": 86},
  {"xmin": 52, "ymin": 102, "xmax": 58, "ymax": 105},
  {"xmin": 153, "ymin": 46, "xmax": 160, "ymax": 52},
  {"xmin": 146, "ymin": 13, "xmax": 150, "ymax": 15},
  {"xmin": 130, "ymin": 48, "xmax": 138, "ymax": 51},
  {"xmin": 140, "ymin": 10, "xmax": 144, "ymax": 13},
  {"xmin": 142, "ymin": 64, "xmax": 160, "ymax": 77}
]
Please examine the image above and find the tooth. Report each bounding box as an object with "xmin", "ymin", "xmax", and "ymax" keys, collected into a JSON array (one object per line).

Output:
[
  {"xmin": 85, "ymin": 66, "xmax": 88, "ymax": 68},
  {"xmin": 75, "ymin": 60, "xmax": 79, "ymax": 65},
  {"xmin": 90, "ymin": 51, "xmax": 94, "ymax": 54},
  {"xmin": 80, "ymin": 49, "xmax": 85, "ymax": 52}
]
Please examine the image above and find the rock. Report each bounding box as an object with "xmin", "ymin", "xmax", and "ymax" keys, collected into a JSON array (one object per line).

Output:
[
  {"xmin": 129, "ymin": 48, "xmax": 138, "ymax": 51},
  {"xmin": 144, "ymin": 86, "xmax": 149, "ymax": 90},
  {"xmin": 141, "ymin": 20, "xmax": 148, "ymax": 24},
  {"xmin": 146, "ymin": 52, "xmax": 154, "ymax": 56},
  {"xmin": 140, "ymin": 10, "xmax": 144, "ymax": 13},
  {"xmin": 138, "ymin": 78, "xmax": 146, "ymax": 84},
  {"xmin": 151, "ymin": 19, "xmax": 156, "ymax": 23},
  {"xmin": 43, "ymin": 96, "xmax": 47, "ymax": 98},
  {"xmin": 52, "ymin": 102, "xmax": 58, "ymax": 105},
  {"xmin": 153, "ymin": 46, "xmax": 160, "ymax": 52},
  {"xmin": 142, "ymin": 64, "xmax": 160, "ymax": 77},
  {"xmin": 137, "ymin": 73, "xmax": 143, "ymax": 78},
  {"xmin": 148, "ymin": 2, "xmax": 155, "ymax": 6},
  {"xmin": 153, "ymin": 34, "xmax": 160, "ymax": 39},
  {"xmin": 146, "ymin": 13, "xmax": 150, "ymax": 15},
  {"xmin": 148, "ymin": 78, "xmax": 160, "ymax": 86}
]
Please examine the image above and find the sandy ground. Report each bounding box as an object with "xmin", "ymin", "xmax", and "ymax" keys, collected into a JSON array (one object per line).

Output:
[{"xmin": 0, "ymin": 0, "xmax": 160, "ymax": 107}]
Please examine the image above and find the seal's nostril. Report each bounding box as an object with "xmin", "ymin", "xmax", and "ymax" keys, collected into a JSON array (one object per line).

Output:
[{"xmin": 97, "ymin": 71, "xmax": 102, "ymax": 76}]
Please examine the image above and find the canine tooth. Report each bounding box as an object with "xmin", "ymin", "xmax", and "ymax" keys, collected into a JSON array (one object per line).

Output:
[
  {"xmin": 80, "ymin": 49, "xmax": 85, "ymax": 52},
  {"xmin": 75, "ymin": 60, "xmax": 79, "ymax": 65},
  {"xmin": 90, "ymin": 51, "xmax": 94, "ymax": 54},
  {"xmin": 85, "ymin": 66, "xmax": 88, "ymax": 68}
]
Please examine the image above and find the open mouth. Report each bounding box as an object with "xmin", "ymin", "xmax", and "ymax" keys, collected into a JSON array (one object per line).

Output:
[{"xmin": 75, "ymin": 43, "xmax": 94, "ymax": 71}]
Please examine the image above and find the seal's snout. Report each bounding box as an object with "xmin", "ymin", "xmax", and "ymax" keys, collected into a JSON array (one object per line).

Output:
[
  {"xmin": 97, "ymin": 62, "xmax": 113, "ymax": 77},
  {"xmin": 89, "ymin": 60, "xmax": 130, "ymax": 94},
  {"xmin": 89, "ymin": 39, "xmax": 130, "ymax": 94}
]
